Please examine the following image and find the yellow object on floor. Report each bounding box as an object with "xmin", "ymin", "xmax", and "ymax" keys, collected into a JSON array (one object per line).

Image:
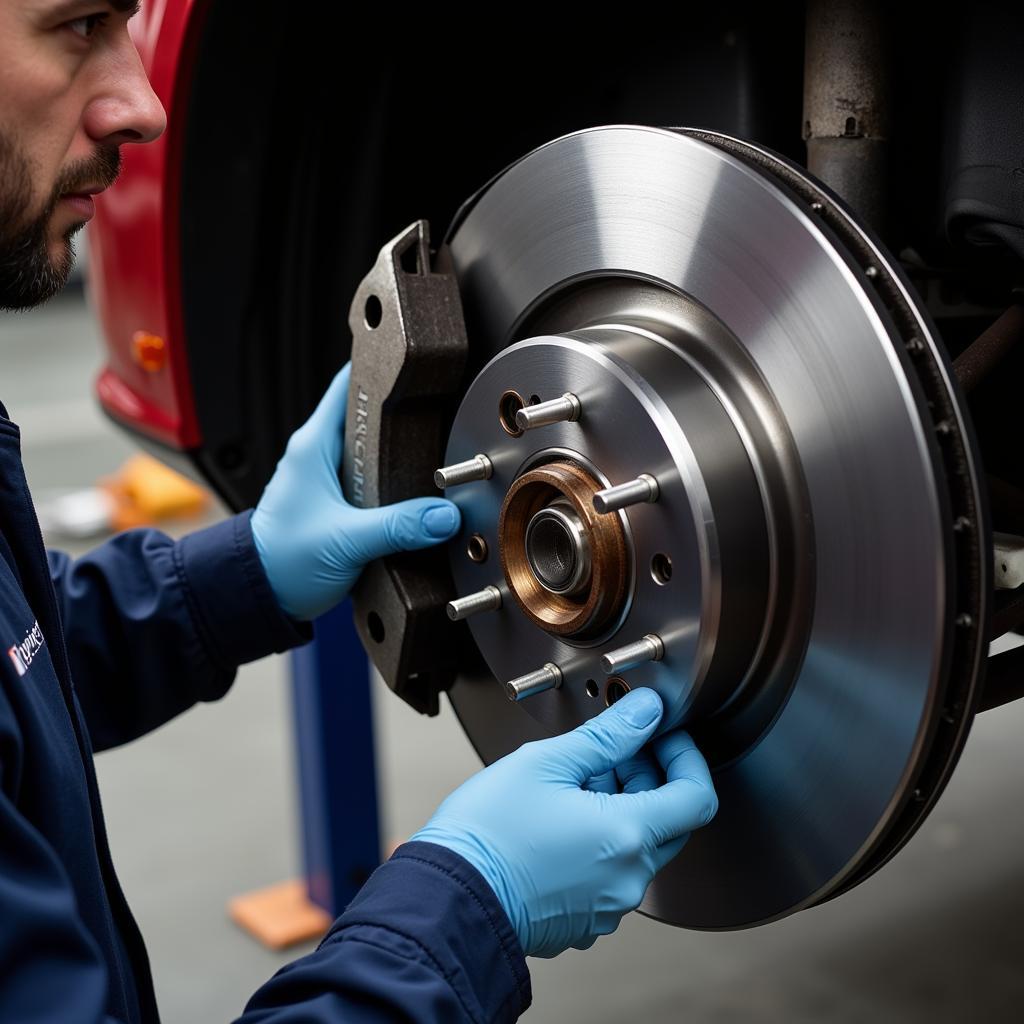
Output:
[
  {"xmin": 228, "ymin": 879, "xmax": 332, "ymax": 950},
  {"xmin": 101, "ymin": 454, "xmax": 210, "ymax": 531}
]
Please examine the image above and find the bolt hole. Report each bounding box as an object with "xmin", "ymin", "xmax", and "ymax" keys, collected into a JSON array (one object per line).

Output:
[
  {"xmin": 605, "ymin": 677, "xmax": 631, "ymax": 707},
  {"xmin": 499, "ymin": 390, "xmax": 525, "ymax": 436},
  {"xmin": 585, "ymin": 678, "xmax": 600, "ymax": 698},
  {"xmin": 651, "ymin": 553, "xmax": 673, "ymax": 586},
  {"xmin": 364, "ymin": 295, "xmax": 383, "ymax": 329},
  {"xmin": 367, "ymin": 612, "xmax": 386, "ymax": 643},
  {"xmin": 467, "ymin": 534, "xmax": 489, "ymax": 563}
]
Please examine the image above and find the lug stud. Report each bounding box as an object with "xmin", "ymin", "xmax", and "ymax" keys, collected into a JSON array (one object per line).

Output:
[
  {"xmin": 434, "ymin": 454, "xmax": 493, "ymax": 489},
  {"xmin": 593, "ymin": 474, "xmax": 659, "ymax": 514},
  {"xmin": 515, "ymin": 393, "xmax": 581, "ymax": 431},
  {"xmin": 505, "ymin": 663, "xmax": 563, "ymax": 701},
  {"xmin": 600, "ymin": 634, "xmax": 665, "ymax": 674},
  {"xmin": 447, "ymin": 586, "xmax": 502, "ymax": 622}
]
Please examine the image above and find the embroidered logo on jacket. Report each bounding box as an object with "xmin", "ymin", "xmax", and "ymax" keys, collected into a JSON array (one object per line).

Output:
[{"xmin": 8, "ymin": 620, "xmax": 44, "ymax": 677}]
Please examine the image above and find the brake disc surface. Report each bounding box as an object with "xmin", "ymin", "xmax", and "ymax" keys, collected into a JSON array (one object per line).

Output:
[{"xmin": 438, "ymin": 126, "xmax": 987, "ymax": 928}]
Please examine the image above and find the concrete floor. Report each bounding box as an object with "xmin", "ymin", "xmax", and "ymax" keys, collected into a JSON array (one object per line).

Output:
[{"xmin": 2, "ymin": 290, "xmax": 1024, "ymax": 1022}]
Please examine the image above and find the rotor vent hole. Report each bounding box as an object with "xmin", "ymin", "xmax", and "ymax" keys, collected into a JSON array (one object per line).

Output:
[
  {"xmin": 651, "ymin": 553, "xmax": 673, "ymax": 586},
  {"xmin": 364, "ymin": 295, "xmax": 383, "ymax": 329},
  {"xmin": 467, "ymin": 534, "xmax": 489, "ymax": 563},
  {"xmin": 605, "ymin": 677, "xmax": 631, "ymax": 706},
  {"xmin": 367, "ymin": 612, "xmax": 386, "ymax": 644},
  {"xmin": 585, "ymin": 678, "xmax": 600, "ymax": 699},
  {"xmin": 529, "ymin": 394, "xmax": 541, "ymax": 405}
]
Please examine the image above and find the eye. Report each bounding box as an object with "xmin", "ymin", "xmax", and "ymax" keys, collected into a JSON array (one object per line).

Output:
[{"xmin": 66, "ymin": 14, "xmax": 107, "ymax": 39}]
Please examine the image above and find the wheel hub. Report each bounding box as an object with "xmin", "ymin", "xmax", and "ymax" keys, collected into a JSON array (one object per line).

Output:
[
  {"xmin": 450, "ymin": 314, "xmax": 784, "ymax": 735},
  {"xmin": 500, "ymin": 458, "xmax": 626, "ymax": 636}
]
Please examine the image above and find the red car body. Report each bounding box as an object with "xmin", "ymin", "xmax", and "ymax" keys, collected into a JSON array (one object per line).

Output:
[
  {"xmin": 86, "ymin": 5, "xmax": 809, "ymax": 512},
  {"xmin": 89, "ymin": 0, "xmax": 206, "ymax": 451}
]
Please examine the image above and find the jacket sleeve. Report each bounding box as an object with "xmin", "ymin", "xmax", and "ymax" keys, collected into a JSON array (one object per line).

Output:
[
  {"xmin": 47, "ymin": 512, "xmax": 311, "ymax": 752},
  {"xmin": 237, "ymin": 842, "xmax": 532, "ymax": 1024}
]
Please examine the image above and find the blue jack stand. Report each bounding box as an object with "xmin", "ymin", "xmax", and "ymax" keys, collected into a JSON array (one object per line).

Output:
[
  {"xmin": 291, "ymin": 600, "xmax": 381, "ymax": 915},
  {"xmin": 228, "ymin": 601, "xmax": 380, "ymax": 947}
]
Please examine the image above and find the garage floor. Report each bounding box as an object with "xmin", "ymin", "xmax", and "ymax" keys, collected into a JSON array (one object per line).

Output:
[{"xmin": 2, "ymin": 289, "xmax": 1024, "ymax": 1022}]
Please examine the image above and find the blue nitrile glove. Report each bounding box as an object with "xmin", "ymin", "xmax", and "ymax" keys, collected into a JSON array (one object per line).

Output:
[
  {"xmin": 251, "ymin": 363, "xmax": 460, "ymax": 621},
  {"xmin": 410, "ymin": 688, "xmax": 717, "ymax": 958}
]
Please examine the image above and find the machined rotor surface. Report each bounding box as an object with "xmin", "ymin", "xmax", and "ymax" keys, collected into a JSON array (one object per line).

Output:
[{"xmin": 438, "ymin": 126, "xmax": 987, "ymax": 929}]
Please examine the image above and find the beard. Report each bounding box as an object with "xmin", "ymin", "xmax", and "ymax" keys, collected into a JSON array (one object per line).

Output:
[{"xmin": 0, "ymin": 132, "xmax": 120, "ymax": 311}]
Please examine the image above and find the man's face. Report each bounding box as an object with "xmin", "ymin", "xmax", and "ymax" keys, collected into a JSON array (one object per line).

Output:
[{"xmin": 0, "ymin": 1, "xmax": 166, "ymax": 310}]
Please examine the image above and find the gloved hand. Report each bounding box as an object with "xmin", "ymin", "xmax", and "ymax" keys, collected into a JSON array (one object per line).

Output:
[
  {"xmin": 251, "ymin": 363, "xmax": 460, "ymax": 621},
  {"xmin": 411, "ymin": 688, "xmax": 717, "ymax": 958}
]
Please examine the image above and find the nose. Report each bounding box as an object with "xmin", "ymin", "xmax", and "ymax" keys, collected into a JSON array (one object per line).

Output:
[{"xmin": 82, "ymin": 33, "xmax": 167, "ymax": 146}]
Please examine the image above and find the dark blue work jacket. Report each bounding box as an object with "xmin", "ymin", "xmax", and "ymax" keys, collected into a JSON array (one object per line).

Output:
[{"xmin": 0, "ymin": 401, "xmax": 530, "ymax": 1023}]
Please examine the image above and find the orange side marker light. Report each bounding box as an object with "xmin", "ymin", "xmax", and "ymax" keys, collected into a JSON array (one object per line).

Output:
[{"xmin": 131, "ymin": 330, "xmax": 167, "ymax": 373}]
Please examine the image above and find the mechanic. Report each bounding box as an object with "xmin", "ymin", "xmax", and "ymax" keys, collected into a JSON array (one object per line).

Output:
[{"xmin": 0, "ymin": 3, "xmax": 717, "ymax": 1022}]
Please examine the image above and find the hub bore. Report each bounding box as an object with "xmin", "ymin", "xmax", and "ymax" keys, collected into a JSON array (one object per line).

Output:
[
  {"xmin": 525, "ymin": 500, "xmax": 591, "ymax": 595},
  {"xmin": 498, "ymin": 460, "xmax": 629, "ymax": 639}
]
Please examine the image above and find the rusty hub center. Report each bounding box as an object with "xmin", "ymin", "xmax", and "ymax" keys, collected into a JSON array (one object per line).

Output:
[{"xmin": 498, "ymin": 460, "xmax": 630, "ymax": 638}]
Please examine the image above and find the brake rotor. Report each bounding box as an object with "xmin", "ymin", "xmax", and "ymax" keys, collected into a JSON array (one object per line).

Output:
[{"xmin": 437, "ymin": 126, "xmax": 988, "ymax": 929}]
